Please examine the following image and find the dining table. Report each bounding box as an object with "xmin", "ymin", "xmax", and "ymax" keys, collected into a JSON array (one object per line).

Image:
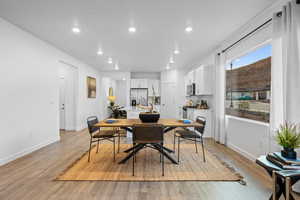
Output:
[{"xmin": 94, "ymin": 118, "xmax": 203, "ymax": 164}]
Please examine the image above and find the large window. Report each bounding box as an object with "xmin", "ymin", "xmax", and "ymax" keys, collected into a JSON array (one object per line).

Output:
[{"xmin": 225, "ymin": 44, "xmax": 272, "ymax": 123}]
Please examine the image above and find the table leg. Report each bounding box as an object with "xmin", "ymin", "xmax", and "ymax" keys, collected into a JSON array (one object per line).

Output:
[
  {"xmin": 151, "ymin": 144, "xmax": 178, "ymax": 164},
  {"xmin": 118, "ymin": 144, "xmax": 145, "ymax": 164}
]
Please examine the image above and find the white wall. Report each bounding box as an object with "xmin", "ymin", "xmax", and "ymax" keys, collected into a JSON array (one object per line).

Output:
[
  {"xmin": 0, "ymin": 17, "xmax": 103, "ymax": 165},
  {"xmin": 226, "ymin": 116, "xmax": 270, "ymax": 161}
]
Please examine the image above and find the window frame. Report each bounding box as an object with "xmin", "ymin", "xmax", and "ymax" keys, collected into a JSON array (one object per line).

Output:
[{"xmin": 224, "ymin": 40, "xmax": 272, "ymax": 123}]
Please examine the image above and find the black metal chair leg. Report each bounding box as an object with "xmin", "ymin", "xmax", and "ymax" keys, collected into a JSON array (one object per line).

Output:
[
  {"xmin": 113, "ymin": 137, "xmax": 116, "ymax": 162},
  {"xmin": 118, "ymin": 131, "xmax": 121, "ymax": 153},
  {"xmin": 132, "ymin": 143, "xmax": 135, "ymax": 176},
  {"xmin": 88, "ymin": 138, "xmax": 92, "ymax": 162},
  {"xmin": 173, "ymin": 134, "xmax": 176, "ymax": 151},
  {"xmin": 201, "ymin": 138, "xmax": 206, "ymax": 162},
  {"xmin": 195, "ymin": 137, "xmax": 198, "ymax": 153},
  {"xmin": 177, "ymin": 137, "xmax": 180, "ymax": 163},
  {"xmin": 161, "ymin": 143, "xmax": 164, "ymax": 176},
  {"xmin": 96, "ymin": 140, "xmax": 100, "ymax": 153}
]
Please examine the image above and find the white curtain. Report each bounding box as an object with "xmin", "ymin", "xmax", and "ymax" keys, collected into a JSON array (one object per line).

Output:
[
  {"xmin": 214, "ymin": 53, "xmax": 226, "ymax": 144},
  {"xmin": 270, "ymin": 0, "xmax": 300, "ymax": 151}
]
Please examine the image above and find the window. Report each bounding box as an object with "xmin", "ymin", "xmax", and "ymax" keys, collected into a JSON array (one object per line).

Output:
[{"xmin": 225, "ymin": 44, "xmax": 272, "ymax": 123}]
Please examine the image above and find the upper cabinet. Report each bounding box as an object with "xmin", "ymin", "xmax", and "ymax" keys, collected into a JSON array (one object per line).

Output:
[
  {"xmin": 195, "ymin": 65, "xmax": 213, "ymax": 95},
  {"xmin": 131, "ymin": 79, "xmax": 148, "ymax": 88},
  {"xmin": 148, "ymin": 79, "xmax": 160, "ymax": 96},
  {"xmin": 187, "ymin": 70, "xmax": 195, "ymax": 84}
]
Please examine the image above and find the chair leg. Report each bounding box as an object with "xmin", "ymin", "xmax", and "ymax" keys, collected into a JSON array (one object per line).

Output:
[
  {"xmin": 177, "ymin": 136, "xmax": 180, "ymax": 163},
  {"xmin": 96, "ymin": 140, "xmax": 100, "ymax": 153},
  {"xmin": 132, "ymin": 143, "xmax": 135, "ymax": 176},
  {"xmin": 88, "ymin": 138, "xmax": 92, "ymax": 162},
  {"xmin": 194, "ymin": 136, "xmax": 198, "ymax": 153},
  {"xmin": 118, "ymin": 131, "xmax": 121, "ymax": 153},
  {"xmin": 113, "ymin": 137, "xmax": 116, "ymax": 162},
  {"xmin": 161, "ymin": 143, "xmax": 164, "ymax": 176},
  {"xmin": 201, "ymin": 137, "xmax": 206, "ymax": 162},
  {"xmin": 173, "ymin": 133, "xmax": 176, "ymax": 152}
]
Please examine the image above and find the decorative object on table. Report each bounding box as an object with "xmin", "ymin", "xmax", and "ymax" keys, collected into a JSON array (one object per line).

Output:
[
  {"xmin": 275, "ymin": 122, "xmax": 300, "ymax": 159},
  {"xmin": 105, "ymin": 119, "xmax": 118, "ymax": 124},
  {"xmin": 139, "ymin": 112, "xmax": 160, "ymax": 123},
  {"xmin": 87, "ymin": 76, "xmax": 96, "ymax": 98},
  {"xmin": 178, "ymin": 119, "xmax": 192, "ymax": 124},
  {"xmin": 266, "ymin": 153, "xmax": 300, "ymax": 170}
]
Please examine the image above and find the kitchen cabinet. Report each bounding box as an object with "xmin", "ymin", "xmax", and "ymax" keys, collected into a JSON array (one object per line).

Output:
[
  {"xmin": 148, "ymin": 79, "xmax": 160, "ymax": 96},
  {"xmin": 195, "ymin": 65, "xmax": 213, "ymax": 95},
  {"xmin": 131, "ymin": 79, "xmax": 148, "ymax": 88},
  {"xmin": 184, "ymin": 70, "xmax": 195, "ymax": 96}
]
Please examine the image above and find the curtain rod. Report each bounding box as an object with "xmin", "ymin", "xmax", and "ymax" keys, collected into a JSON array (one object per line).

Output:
[{"xmin": 217, "ymin": 0, "xmax": 300, "ymax": 56}]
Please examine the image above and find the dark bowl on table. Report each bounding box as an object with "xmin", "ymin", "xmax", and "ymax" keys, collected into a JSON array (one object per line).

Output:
[{"xmin": 139, "ymin": 112, "xmax": 160, "ymax": 123}]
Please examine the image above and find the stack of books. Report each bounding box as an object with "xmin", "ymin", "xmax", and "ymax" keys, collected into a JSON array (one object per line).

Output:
[{"xmin": 266, "ymin": 152, "xmax": 300, "ymax": 170}]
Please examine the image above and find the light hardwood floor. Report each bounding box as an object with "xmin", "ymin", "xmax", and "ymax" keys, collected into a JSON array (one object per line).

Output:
[{"xmin": 0, "ymin": 129, "xmax": 298, "ymax": 200}]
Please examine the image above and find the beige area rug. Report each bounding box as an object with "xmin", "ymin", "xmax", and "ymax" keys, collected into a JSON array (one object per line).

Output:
[{"xmin": 56, "ymin": 144, "xmax": 243, "ymax": 182}]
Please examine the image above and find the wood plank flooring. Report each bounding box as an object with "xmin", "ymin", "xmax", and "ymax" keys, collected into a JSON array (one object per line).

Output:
[{"xmin": 0, "ymin": 129, "xmax": 298, "ymax": 200}]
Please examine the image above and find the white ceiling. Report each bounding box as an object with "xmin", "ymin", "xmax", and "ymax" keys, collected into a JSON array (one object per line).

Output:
[{"xmin": 0, "ymin": 0, "xmax": 275, "ymax": 72}]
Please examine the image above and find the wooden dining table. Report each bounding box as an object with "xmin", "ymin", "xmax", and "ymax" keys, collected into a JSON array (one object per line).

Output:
[{"xmin": 94, "ymin": 118, "xmax": 202, "ymax": 164}]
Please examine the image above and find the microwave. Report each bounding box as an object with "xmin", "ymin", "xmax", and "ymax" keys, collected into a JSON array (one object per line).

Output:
[{"xmin": 186, "ymin": 83, "xmax": 196, "ymax": 96}]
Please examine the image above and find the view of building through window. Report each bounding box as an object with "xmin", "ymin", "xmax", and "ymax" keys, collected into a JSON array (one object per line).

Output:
[{"xmin": 225, "ymin": 44, "xmax": 272, "ymax": 123}]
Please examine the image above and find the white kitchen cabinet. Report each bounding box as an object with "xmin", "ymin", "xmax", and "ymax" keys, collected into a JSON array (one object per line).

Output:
[
  {"xmin": 148, "ymin": 79, "xmax": 160, "ymax": 96},
  {"xmin": 187, "ymin": 70, "xmax": 195, "ymax": 84},
  {"xmin": 195, "ymin": 65, "xmax": 213, "ymax": 95},
  {"xmin": 131, "ymin": 79, "xmax": 148, "ymax": 88}
]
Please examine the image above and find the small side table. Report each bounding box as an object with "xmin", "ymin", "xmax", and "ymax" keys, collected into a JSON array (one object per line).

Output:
[
  {"xmin": 256, "ymin": 156, "xmax": 300, "ymax": 200},
  {"xmin": 273, "ymin": 170, "xmax": 300, "ymax": 200}
]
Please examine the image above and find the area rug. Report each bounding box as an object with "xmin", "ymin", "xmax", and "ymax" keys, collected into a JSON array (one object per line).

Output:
[{"xmin": 56, "ymin": 144, "xmax": 243, "ymax": 182}]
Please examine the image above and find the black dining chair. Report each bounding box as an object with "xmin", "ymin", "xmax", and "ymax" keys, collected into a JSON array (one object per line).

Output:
[
  {"xmin": 132, "ymin": 123, "xmax": 165, "ymax": 176},
  {"xmin": 174, "ymin": 116, "xmax": 206, "ymax": 163},
  {"xmin": 87, "ymin": 116, "xmax": 117, "ymax": 162}
]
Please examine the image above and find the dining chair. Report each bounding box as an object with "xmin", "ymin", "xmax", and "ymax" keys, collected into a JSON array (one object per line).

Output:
[
  {"xmin": 132, "ymin": 123, "xmax": 165, "ymax": 176},
  {"xmin": 87, "ymin": 116, "xmax": 117, "ymax": 162},
  {"xmin": 174, "ymin": 116, "xmax": 206, "ymax": 163}
]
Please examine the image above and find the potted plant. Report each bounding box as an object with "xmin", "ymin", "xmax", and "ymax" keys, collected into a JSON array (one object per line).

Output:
[{"xmin": 275, "ymin": 122, "xmax": 300, "ymax": 159}]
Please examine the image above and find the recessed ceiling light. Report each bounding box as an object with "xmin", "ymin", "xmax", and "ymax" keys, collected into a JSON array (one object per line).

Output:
[
  {"xmin": 97, "ymin": 49, "xmax": 103, "ymax": 55},
  {"xmin": 128, "ymin": 27, "xmax": 136, "ymax": 33},
  {"xmin": 72, "ymin": 27, "xmax": 81, "ymax": 34},
  {"xmin": 174, "ymin": 49, "xmax": 180, "ymax": 55},
  {"xmin": 185, "ymin": 26, "xmax": 193, "ymax": 33},
  {"xmin": 169, "ymin": 57, "xmax": 175, "ymax": 64},
  {"xmin": 108, "ymin": 57, "xmax": 113, "ymax": 64},
  {"xmin": 122, "ymin": 77, "xmax": 126, "ymax": 81},
  {"xmin": 166, "ymin": 65, "xmax": 170, "ymax": 70}
]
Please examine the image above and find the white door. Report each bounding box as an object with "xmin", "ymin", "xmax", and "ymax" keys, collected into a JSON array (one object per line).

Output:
[
  {"xmin": 160, "ymin": 82, "xmax": 177, "ymax": 118},
  {"xmin": 59, "ymin": 77, "xmax": 66, "ymax": 130}
]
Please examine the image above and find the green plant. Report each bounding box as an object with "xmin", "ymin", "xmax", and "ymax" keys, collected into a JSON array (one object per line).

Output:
[{"xmin": 275, "ymin": 122, "xmax": 300, "ymax": 149}]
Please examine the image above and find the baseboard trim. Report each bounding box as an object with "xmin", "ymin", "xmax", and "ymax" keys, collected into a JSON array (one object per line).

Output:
[
  {"xmin": 227, "ymin": 142, "xmax": 257, "ymax": 161},
  {"xmin": 0, "ymin": 136, "xmax": 60, "ymax": 166}
]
